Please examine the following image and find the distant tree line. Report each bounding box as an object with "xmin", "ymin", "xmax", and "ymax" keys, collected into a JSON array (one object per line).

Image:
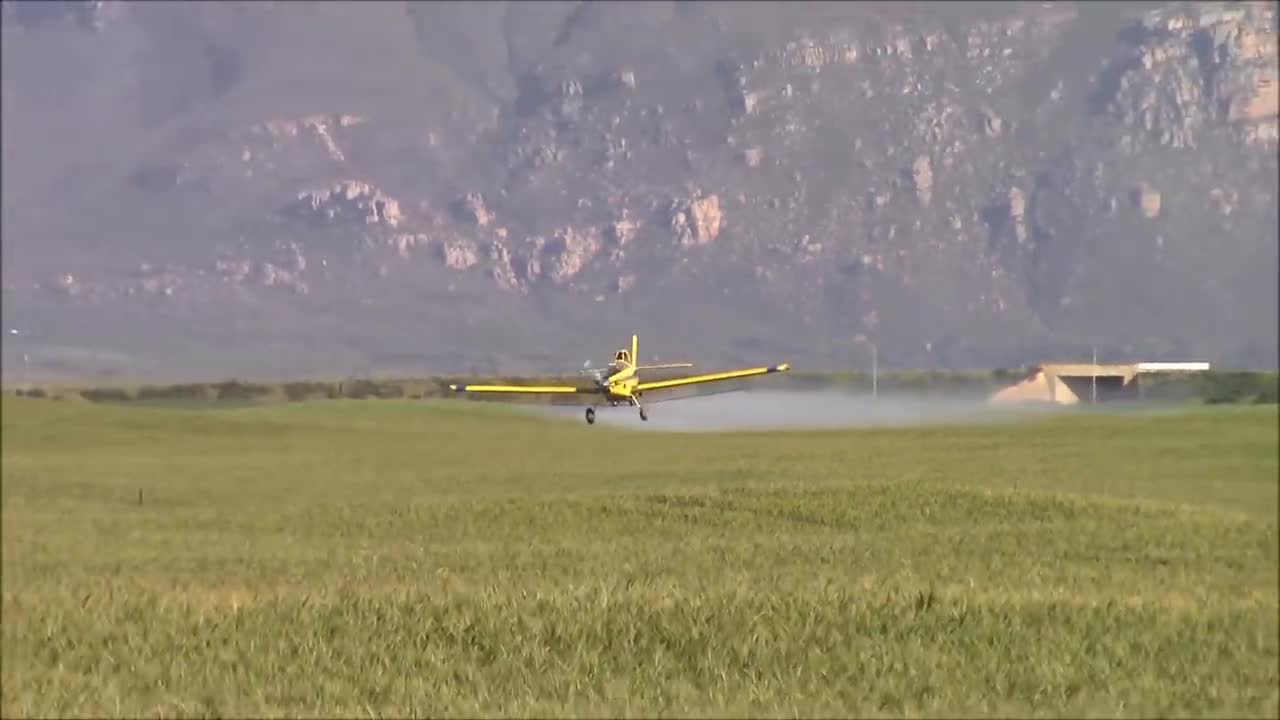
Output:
[{"xmin": 7, "ymin": 369, "xmax": 1277, "ymax": 406}]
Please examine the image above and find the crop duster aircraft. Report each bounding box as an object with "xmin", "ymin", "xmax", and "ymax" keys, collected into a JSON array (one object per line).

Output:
[{"xmin": 449, "ymin": 334, "xmax": 790, "ymax": 425}]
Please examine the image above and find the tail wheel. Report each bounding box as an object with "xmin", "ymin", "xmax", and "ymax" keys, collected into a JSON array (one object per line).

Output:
[{"xmin": 585, "ymin": 407, "xmax": 596, "ymax": 425}]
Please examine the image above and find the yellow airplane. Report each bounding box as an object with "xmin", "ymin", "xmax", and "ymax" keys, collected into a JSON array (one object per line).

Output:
[{"xmin": 449, "ymin": 334, "xmax": 790, "ymax": 425}]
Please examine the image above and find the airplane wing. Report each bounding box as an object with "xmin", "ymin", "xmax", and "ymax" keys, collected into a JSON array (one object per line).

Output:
[
  {"xmin": 640, "ymin": 383, "xmax": 750, "ymax": 405},
  {"xmin": 450, "ymin": 381, "xmax": 599, "ymax": 392},
  {"xmin": 636, "ymin": 363, "xmax": 790, "ymax": 393}
]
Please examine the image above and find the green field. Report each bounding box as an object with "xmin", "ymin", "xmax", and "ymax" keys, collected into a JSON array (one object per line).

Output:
[{"xmin": 2, "ymin": 396, "xmax": 1277, "ymax": 718}]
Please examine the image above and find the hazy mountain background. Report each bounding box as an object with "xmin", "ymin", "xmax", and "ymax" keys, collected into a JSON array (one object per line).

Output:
[{"xmin": 2, "ymin": 0, "xmax": 1276, "ymax": 382}]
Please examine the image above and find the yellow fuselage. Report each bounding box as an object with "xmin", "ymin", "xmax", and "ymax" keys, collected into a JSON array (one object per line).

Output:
[
  {"xmin": 603, "ymin": 365, "xmax": 639, "ymax": 402},
  {"xmin": 600, "ymin": 337, "xmax": 643, "ymax": 403}
]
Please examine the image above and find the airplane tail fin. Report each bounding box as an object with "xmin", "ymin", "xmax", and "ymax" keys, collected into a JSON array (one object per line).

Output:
[{"xmin": 632, "ymin": 334, "xmax": 638, "ymax": 366}]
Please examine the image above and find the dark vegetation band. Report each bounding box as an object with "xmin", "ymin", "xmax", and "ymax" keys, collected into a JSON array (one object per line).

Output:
[{"xmin": 8, "ymin": 370, "xmax": 1278, "ymax": 406}]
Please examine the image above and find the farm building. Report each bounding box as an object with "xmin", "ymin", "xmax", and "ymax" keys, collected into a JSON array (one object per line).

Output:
[{"xmin": 990, "ymin": 362, "xmax": 1211, "ymax": 405}]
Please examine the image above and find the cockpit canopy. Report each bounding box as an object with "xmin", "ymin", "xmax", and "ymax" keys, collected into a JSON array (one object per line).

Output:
[{"xmin": 613, "ymin": 349, "xmax": 632, "ymax": 365}]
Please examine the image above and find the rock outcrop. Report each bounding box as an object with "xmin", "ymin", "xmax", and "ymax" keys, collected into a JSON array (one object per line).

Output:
[
  {"xmin": 251, "ymin": 114, "xmax": 365, "ymax": 161},
  {"xmin": 607, "ymin": 211, "xmax": 638, "ymax": 246},
  {"xmin": 259, "ymin": 263, "xmax": 309, "ymax": 295},
  {"xmin": 1133, "ymin": 184, "xmax": 1162, "ymax": 219},
  {"xmin": 451, "ymin": 193, "xmax": 493, "ymax": 227},
  {"xmin": 910, "ymin": 155, "xmax": 933, "ymax": 207},
  {"xmin": 387, "ymin": 233, "xmax": 428, "ymax": 260},
  {"xmin": 671, "ymin": 193, "xmax": 723, "ymax": 247},
  {"xmin": 439, "ymin": 238, "xmax": 480, "ymax": 270},
  {"xmin": 287, "ymin": 181, "xmax": 403, "ymax": 227},
  {"xmin": 1104, "ymin": 2, "xmax": 1278, "ymax": 151},
  {"xmin": 545, "ymin": 227, "xmax": 602, "ymax": 284}
]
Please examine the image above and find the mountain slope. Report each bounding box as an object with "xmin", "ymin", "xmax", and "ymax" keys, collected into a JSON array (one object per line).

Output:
[{"xmin": 2, "ymin": 0, "xmax": 1276, "ymax": 380}]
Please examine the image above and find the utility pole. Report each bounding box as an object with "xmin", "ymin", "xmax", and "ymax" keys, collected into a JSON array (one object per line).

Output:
[
  {"xmin": 1091, "ymin": 344, "xmax": 1097, "ymax": 405},
  {"xmin": 872, "ymin": 342, "xmax": 878, "ymax": 400},
  {"xmin": 8, "ymin": 329, "xmax": 25, "ymax": 387}
]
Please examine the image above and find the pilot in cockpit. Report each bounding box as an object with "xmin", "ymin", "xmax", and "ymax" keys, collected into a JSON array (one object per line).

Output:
[{"xmin": 613, "ymin": 349, "xmax": 631, "ymax": 366}]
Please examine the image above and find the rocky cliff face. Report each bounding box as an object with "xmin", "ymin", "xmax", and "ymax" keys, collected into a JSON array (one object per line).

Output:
[{"xmin": 1, "ymin": 1, "xmax": 1276, "ymax": 380}]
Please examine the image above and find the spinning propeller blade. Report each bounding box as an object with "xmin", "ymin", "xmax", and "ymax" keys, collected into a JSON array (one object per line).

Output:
[{"xmin": 578, "ymin": 359, "xmax": 608, "ymax": 385}]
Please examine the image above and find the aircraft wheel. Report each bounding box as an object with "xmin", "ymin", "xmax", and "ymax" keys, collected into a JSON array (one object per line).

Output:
[
  {"xmin": 585, "ymin": 407, "xmax": 596, "ymax": 425},
  {"xmin": 639, "ymin": 408, "xmax": 649, "ymax": 422}
]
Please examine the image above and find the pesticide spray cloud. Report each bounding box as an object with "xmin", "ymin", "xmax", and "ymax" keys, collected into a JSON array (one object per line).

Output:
[{"xmin": 535, "ymin": 390, "xmax": 1066, "ymax": 432}]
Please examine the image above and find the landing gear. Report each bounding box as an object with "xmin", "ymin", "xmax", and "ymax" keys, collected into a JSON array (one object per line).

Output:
[
  {"xmin": 629, "ymin": 395, "xmax": 649, "ymax": 422},
  {"xmin": 584, "ymin": 397, "xmax": 646, "ymax": 425}
]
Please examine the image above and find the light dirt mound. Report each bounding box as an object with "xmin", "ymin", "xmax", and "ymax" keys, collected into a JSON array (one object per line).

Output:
[{"xmin": 990, "ymin": 370, "xmax": 1056, "ymax": 405}]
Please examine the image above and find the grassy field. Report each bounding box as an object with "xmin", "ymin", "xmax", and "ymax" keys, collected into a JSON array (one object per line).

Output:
[{"xmin": 2, "ymin": 395, "xmax": 1277, "ymax": 718}]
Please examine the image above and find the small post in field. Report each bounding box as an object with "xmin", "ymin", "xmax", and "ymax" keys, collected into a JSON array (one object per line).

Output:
[
  {"xmin": 1092, "ymin": 345, "xmax": 1098, "ymax": 404},
  {"xmin": 872, "ymin": 342, "xmax": 878, "ymax": 400}
]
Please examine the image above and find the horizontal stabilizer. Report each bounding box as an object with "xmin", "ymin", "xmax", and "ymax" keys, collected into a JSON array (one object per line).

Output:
[
  {"xmin": 634, "ymin": 363, "xmax": 695, "ymax": 370},
  {"xmin": 451, "ymin": 383, "xmax": 590, "ymax": 394}
]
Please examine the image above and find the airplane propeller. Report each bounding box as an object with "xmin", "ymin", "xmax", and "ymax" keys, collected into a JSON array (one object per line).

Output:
[{"xmin": 579, "ymin": 359, "xmax": 609, "ymax": 386}]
